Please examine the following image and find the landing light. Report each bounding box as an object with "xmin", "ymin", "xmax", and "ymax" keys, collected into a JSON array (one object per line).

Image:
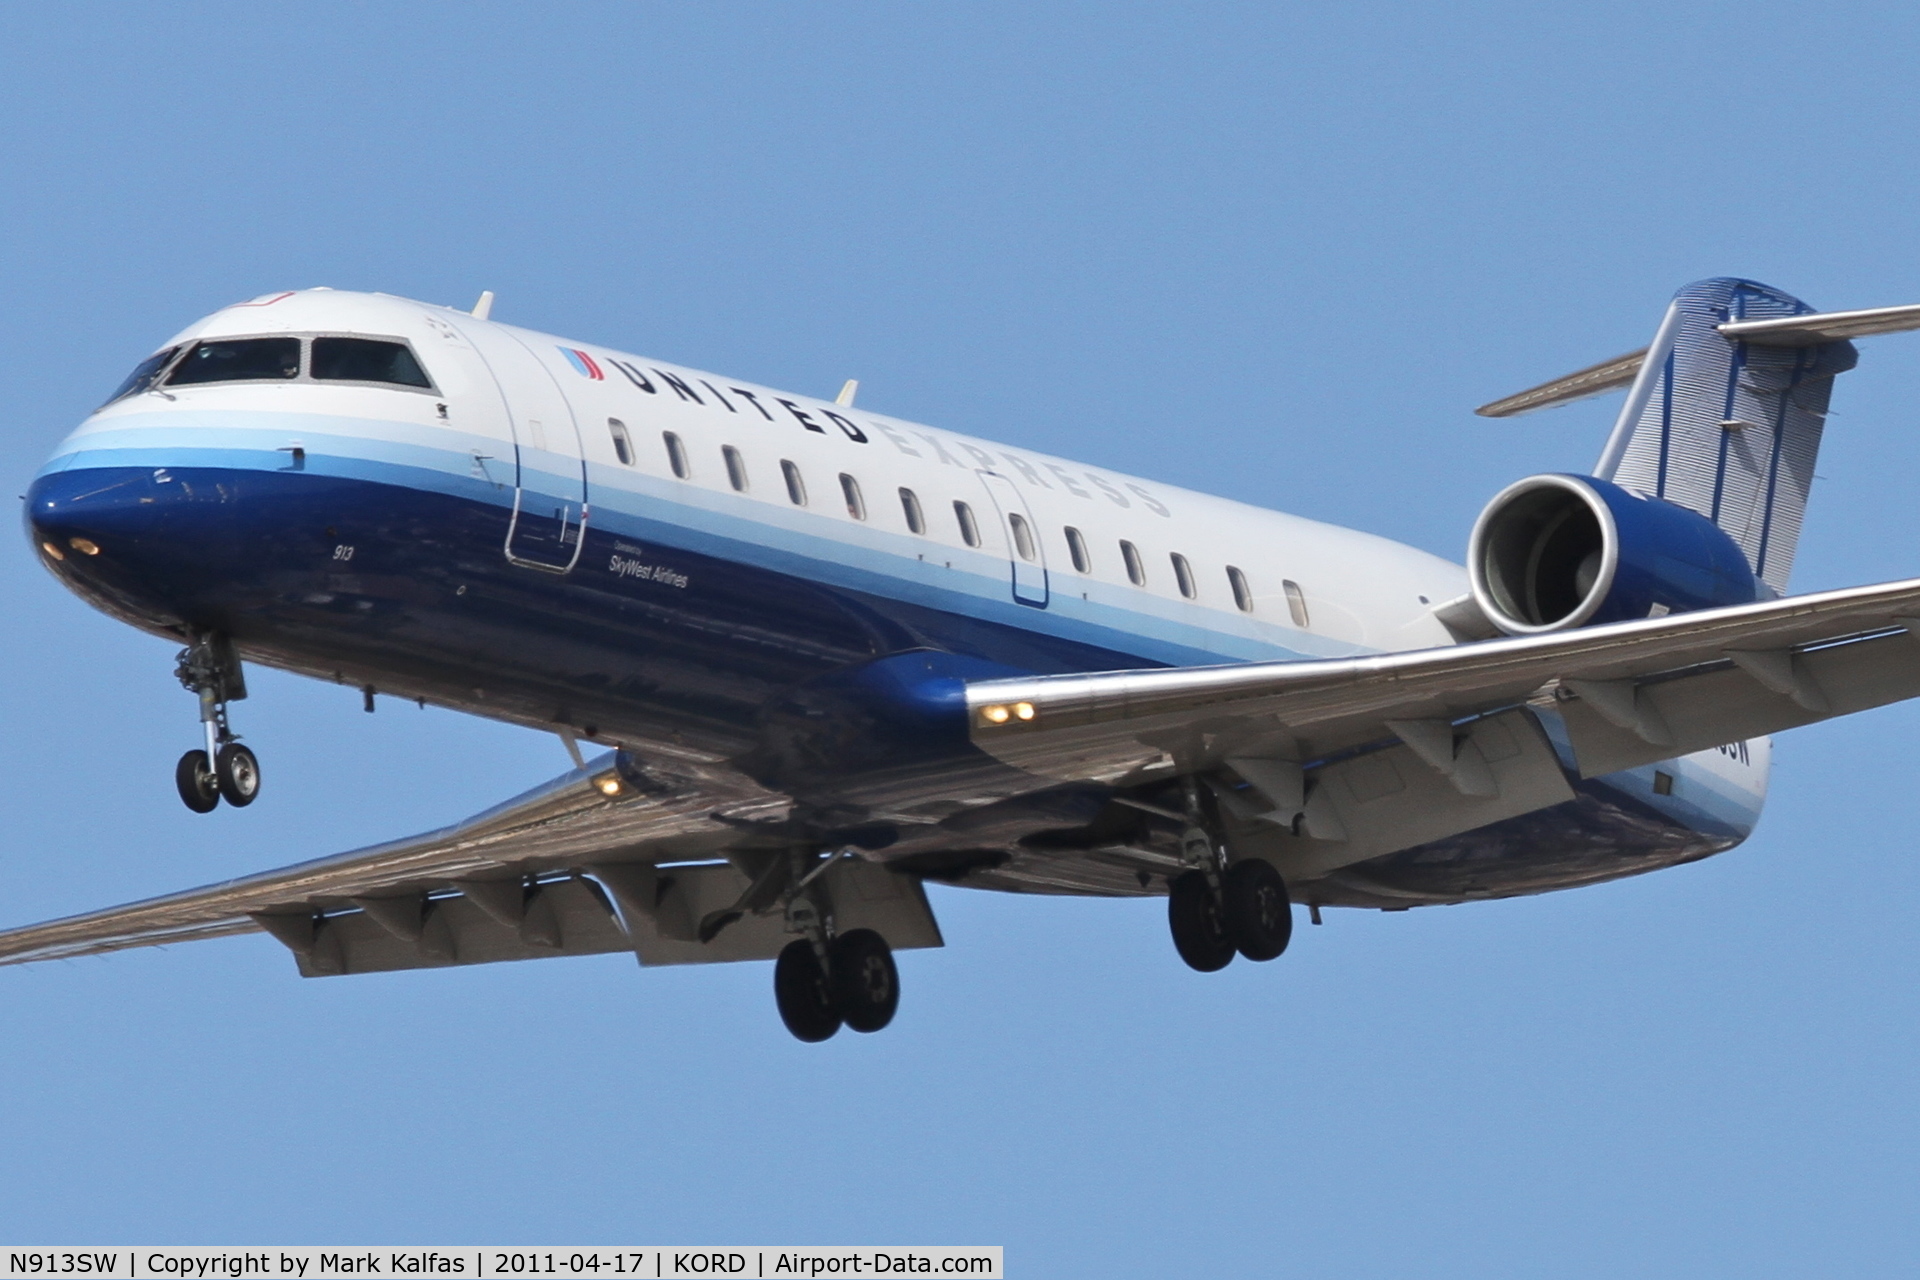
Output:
[
  {"xmin": 980, "ymin": 701, "xmax": 1037, "ymax": 726},
  {"xmin": 40, "ymin": 541, "xmax": 64, "ymax": 562},
  {"xmin": 595, "ymin": 775, "xmax": 623, "ymax": 796},
  {"xmin": 68, "ymin": 537, "xmax": 99, "ymax": 556}
]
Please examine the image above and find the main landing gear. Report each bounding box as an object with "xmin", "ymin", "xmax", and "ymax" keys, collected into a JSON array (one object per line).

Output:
[
  {"xmin": 172, "ymin": 634, "xmax": 260, "ymax": 813},
  {"xmin": 1166, "ymin": 806, "xmax": 1293, "ymax": 972},
  {"xmin": 772, "ymin": 865, "xmax": 900, "ymax": 1042}
]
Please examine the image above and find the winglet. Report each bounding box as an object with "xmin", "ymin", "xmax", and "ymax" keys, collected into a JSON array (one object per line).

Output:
[
  {"xmin": 836, "ymin": 379, "xmax": 858, "ymax": 407},
  {"xmin": 471, "ymin": 290, "xmax": 495, "ymax": 320}
]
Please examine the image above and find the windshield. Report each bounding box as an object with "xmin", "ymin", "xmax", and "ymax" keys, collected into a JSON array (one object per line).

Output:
[
  {"xmin": 167, "ymin": 337, "xmax": 302, "ymax": 385},
  {"xmin": 310, "ymin": 337, "xmax": 432, "ymax": 388},
  {"xmin": 101, "ymin": 346, "xmax": 181, "ymax": 406}
]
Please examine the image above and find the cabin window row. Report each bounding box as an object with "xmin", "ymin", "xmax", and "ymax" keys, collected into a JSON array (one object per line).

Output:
[{"xmin": 617, "ymin": 420, "xmax": 1311, "ymax": 627}]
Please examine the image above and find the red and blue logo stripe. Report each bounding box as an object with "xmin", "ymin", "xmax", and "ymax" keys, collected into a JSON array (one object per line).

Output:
[{"xmin": 559, "ymin": 347, "xmax": 604, "ymax": 380}]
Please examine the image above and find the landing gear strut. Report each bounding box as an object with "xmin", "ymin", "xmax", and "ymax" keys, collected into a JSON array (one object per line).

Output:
[
  {"xmin": 772, "ymin": 853, "xmax": 900, "ymax": 1042},
  {"xmin": 172, "ymin": 634, "xmax": 259, "ymax": 812}
]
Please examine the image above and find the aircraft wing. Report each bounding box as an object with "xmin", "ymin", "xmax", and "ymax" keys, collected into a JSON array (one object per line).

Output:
[
  {"xmin": 0, "ymin": 754, "xmax": 942, "ymax": 976},
  {"xmin": 16, "ymin": 575, "xmax": 1920, "ymax": 978},
  {"xmin": 965, "ymin": 576, "xmax": 1920, "ymax": 790}
]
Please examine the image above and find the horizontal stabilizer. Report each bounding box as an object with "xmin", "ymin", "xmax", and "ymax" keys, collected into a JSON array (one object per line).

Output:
[
  {"xmin": 1475, "ymin": 349, "xmax": 1647, "ymax": 418},
  {"xmin": 1477, "ymin": 301, "xmax": 1920, "ymax": 418},
  {"xmin": 1718, "ymin": 302, "xmax": 1920, "ymax": 346}
]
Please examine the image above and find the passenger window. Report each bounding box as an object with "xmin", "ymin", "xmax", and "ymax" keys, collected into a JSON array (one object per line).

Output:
[
  {"xmin": 954, "ymin": 501, "xmax": 982, "ymax": 548},
  {"xmin": 782, "ymin": 459, "xmax": 808, "ymax": 506},
  {"xmin": 663, "ymin": 431, "xmax": 690, "ymax": 479},
  {"xmin": 311, "ymin": 337, "xmax": 432, "ymax": 388},
  {"xmin": 103, "ymin": 346, "xmax": 181, "ymax": 406},
  {"xmin": 1120, "ymin": 540, "xmax": 1146, "ymax": 586},
  {"xmin": 1227, "ymin": 565, "xmax": 1254, "ymax": 613},
  {"xmin": 1283, "ymin": 579, "xmax": 1310, "ymax": 628},
  {"xmin": 607, "ymin": 418, "xmax": 633, "ymax": 465},
  {"xmin": 1009, "ymin": 512, "xmax": 1038, "ymax": 562},
  {"xmin": 840, "ymin": 473, "xmax": 866, "ymax": 520},
  {"xmin": 167, "ymin": 337, "xmax": 302, "ymax": 385},
  {"xmin": 723, "ymin": 445, "xmax": 748, "ymax": 492},
  {"xmin": 899, "ymin": 487, "xmax": 926, "ymax": 534},
  {"xmin": 1065, "ymin": 526, "xmax": 1091, "ymax": 573},
  {"xmin": 1171, "ymin": 553, "xmax": 1197, "ymax": 599}
]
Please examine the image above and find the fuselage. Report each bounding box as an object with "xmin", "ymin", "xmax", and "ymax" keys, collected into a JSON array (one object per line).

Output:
[{"xmin": 23, "ymin": 288, "xmax": 1770, "ymax": 906}]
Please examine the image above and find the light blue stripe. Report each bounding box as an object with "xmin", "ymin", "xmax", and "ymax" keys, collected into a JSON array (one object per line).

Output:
[{"xmin": 46, "ymin": 413, "xmax": 1357, "ymax": 669}]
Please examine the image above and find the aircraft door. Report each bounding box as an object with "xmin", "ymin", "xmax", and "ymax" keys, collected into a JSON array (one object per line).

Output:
[
  {"xmin": 974, "ymin": 470, "xmax": 1049, "ymax": 607},
  {"xmin": 451, "ymin": 320, "xmax": 590, "ymax": 573}
]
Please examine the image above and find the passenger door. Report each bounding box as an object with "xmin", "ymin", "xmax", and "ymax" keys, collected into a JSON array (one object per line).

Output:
[
  {"xmin": 974, "ymin": 470, "xmax": 1049, "ymax": 608},
  {"xmin": 452, "ymin": 320, "xmax": 590, "ymax": 573}
]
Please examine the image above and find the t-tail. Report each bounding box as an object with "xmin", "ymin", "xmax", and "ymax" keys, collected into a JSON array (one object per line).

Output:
[{"xmin": 1476, "ymin": 277, "xmax": 1920, "ymax": 597}]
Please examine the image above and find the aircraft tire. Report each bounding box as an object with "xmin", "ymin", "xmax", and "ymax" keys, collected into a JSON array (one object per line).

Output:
[
  {"xmin": 829, "ymin": 928, "xmax": 900, "ymax": 1033},
  {"xmin": 775, "ymin": 939, "xmax": 842, "ymax": 1042},
  {"xmin": 216, "ymin": 743, "xmax": 261, "ymax": 808},
  {"xmin": 175, "ymin": 750, "xmax": 220, "ymax": 813},
  {"xmin": 1168, "ymin": 871, "xmax": 1235, "ymax": 972},
  {"xmin": 1224, "ymin": 858, "xmax": 1293, "ymax": 961}
]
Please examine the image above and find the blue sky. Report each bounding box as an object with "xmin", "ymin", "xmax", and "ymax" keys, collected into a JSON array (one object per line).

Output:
[{"xmin": 4, "ymin": 3, "xmax": 1920, "ymax": 1273}]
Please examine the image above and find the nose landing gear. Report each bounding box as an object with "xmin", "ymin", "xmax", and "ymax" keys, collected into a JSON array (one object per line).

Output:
[{"xmin": 172, "ymin": 634, "xmax": 260, "ymax": 813}]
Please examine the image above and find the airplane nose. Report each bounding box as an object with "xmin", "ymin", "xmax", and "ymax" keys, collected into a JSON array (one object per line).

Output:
[
  {"xmin": 24, "ymin": 464, "xmax": 228, "ymax": 631},
  {"xmin": 28, "ymin": 465, "xmax": 168, "ymax": 558}
]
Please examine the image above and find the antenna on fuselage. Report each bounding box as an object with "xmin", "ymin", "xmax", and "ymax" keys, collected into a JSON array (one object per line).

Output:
[
  {"xmin": 471, "ymin": 290, "xmax": 495, "ymax": 320},
  {"xmin": 836, "ymin": 379, "xmax": 858, "ymax": 407}
]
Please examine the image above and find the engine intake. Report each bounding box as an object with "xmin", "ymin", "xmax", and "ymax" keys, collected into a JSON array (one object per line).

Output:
[{"xmin": 1468, "ymin": 474, "xmax": 1760, "ymax": 635}]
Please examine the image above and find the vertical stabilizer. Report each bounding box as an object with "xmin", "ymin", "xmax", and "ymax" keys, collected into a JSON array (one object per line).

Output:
[{"xmin": 1595, "ymin": 278, "xmax": 1858, "ymax": 592}]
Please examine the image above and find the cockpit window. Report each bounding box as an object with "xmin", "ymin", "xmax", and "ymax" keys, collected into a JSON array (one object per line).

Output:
[
  {"xmin": 101, "ymin": 346, "xmax": 181, "ymax": 406},
  {"xmin": 311, "ymin": 337, "xmax": 432, "ymax": 388},
  {"xmin": 167, "ymin": 337, "xmax": 302, "ymax": 385}
]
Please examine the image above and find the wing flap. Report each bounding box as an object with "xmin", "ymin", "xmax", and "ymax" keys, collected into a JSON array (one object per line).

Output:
[
  {"xmin": 272, "ymin": 875, "xmax": 633, "ymax": 977},
  {"xmin": 1559, "ymin": 625, "xmax": 1920, "ymax": 776},
  {"xmin": 596, "ymin": 858, "xmax": 943, "ymax": 967},
  {"xmin": 1277, "ymin": 708, "xmax": 1578, "ymax": 879}
]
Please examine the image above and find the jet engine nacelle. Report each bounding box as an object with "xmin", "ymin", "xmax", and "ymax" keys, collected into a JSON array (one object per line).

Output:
[{"xmin": 1468, "ymin": 474, "xmax": 1761, "ymax": 636}]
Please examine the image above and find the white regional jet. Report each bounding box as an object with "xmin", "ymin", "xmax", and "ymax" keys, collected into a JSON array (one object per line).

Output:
[{"xmin": 9, "ymin": 277, "xmax": 1920, "ymax": 1040}]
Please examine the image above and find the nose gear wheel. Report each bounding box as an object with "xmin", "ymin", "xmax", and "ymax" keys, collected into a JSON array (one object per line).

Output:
[
  {"xmin": 174, "ymin": 750, "xmax": 220, "ymax": 814},
  {"xmin": 216, "ymin": 743, "xmax": 262, "ymax": 807}
]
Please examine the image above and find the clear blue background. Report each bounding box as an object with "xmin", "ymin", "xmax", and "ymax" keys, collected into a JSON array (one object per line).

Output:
[{"xmin": 2, "ymin": 3, "xmax": 1918, "ymax": 1273}]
